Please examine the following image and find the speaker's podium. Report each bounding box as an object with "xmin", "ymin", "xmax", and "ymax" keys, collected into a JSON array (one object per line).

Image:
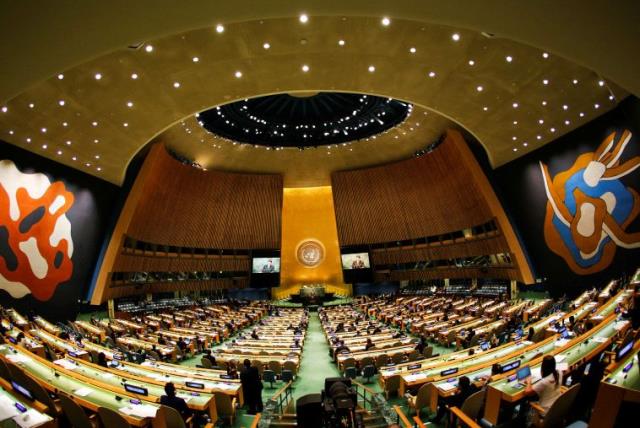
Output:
[{"xmin": 290, "ymin": 284, "xmax": 334, "ymax": 305}]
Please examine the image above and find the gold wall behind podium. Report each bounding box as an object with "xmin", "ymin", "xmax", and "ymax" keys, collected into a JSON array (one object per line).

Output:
[{"xmin": 275, "ymin": 186, "xmax": 349, "ymax": 298}]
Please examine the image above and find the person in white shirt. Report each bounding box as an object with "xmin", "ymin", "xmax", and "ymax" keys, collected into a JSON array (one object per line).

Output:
[{"xmin": 525, "ymin": 355, "xmax": 563, "ymax": 424}]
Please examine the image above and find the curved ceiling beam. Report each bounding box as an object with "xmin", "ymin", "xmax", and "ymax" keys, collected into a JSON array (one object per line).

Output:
[{"xmin": 1, "ymin": 0, "xmax": 639, "ymax": 103}]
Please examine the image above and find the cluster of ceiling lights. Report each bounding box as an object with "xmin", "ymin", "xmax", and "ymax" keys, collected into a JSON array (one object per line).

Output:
[{"xmin": 0, "ymin": 13, "xmax": 620, "ymax": 172}]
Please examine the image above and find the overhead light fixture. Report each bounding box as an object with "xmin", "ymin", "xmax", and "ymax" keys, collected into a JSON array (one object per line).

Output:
[
  {"xmin": 476, "ymin": 86, "xmax": 483, "ymax": 92},
  {"xmin": 451, "ymin": 33, "xmax": 461, "ymax": 41},
  {"xmin": 1, "ymin": 106, "xmax": 7, "ymax": 113},
  {"xmin": 409, "ymin": 47, "xmax": 416, "ymax": 53},
  {"xmin": 58, "ymin": 100, "xmax": 65, "ymax": 106},
  {"xmin": 301, "ymin": 64, "xmax": 310, "ymax": 72},
  {"xmin": 338, "ymin": 40, "xmax": 345, "ymax": 46},
  {"xmin": 145, "ymin": 45, "xmax": 153, "ymax": 52},
  {"xmin": 428, "ymin": 71, "xmax": 436, "ymax": 78},
  {"xmin": 263, "ymin": 42, "xmax": 271, "ymax": 49},
  {"xmin": 192, "ymin": 57, "xmax": 199, "ymax": 62},
  {"xmin": 57, "ymin": 74, "xmax": 64, "ymax": 80},
  {"xmin": 598, "ymin": 80, "xmax": 605, "ymax": 87},
  {"xmin": 235, "ymin": 71, "xmax": 243, "ymax": 78},
  {"xmin": 215, "ymin": 24, "xmax": 225, "ymax": 33},
  {"xmin": 542, "ymin": 79, "xmax": 549, "ymax": 85},
  {"xmin": 131, "ymin": 73, "xmax": 139, "ymax": 80},
  {"xmin": 368, "ymin": 65, "xmax": 376, "ymax": 72},
  {"xmin": 468, "ymin": 60, "xmax": 475, "ymax": 66},
  {"xmin": 94, "ymin": 73, "xmax": 102, "ymax": 80},
  {"xmin": 127, "ymin": 101, "xmax": 134, "ymax": 107},
  {"xmin": 572, "ymin": 79, "xmax": 578, "ymax": 84},
  {"xmin": 562, "ymin": 104, "xmax": 568, "ymax": 110},
  {"xmin": 381, "ymin": 17, "xmax": 391, "ymax": 26},
  {"xmin": 173, "ymin": 82, "xmax": 181, "ymax": 88},
  {"xmin": 512, "ymin": 102, "xmax": 519, "ymax": 108},
  {"xmin": 299, "ymin": 14, "xmax": 309, "ymax": 23},
  {"xmin": 505, "ymin": 55, "xmax": 513, "ymax": 63},
  {"xmin": 542, "ymin": 52, "xmax": 549, "ymax": 59}
]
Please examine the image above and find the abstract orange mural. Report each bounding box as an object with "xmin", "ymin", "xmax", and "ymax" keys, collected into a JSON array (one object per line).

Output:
[
  {"xmin": 0, "ymin": 160, "xmax": 74, "ymax": 300},
  {"xmin": 540, "ymin": 130, "xmax": 640, "ymax": 274}
]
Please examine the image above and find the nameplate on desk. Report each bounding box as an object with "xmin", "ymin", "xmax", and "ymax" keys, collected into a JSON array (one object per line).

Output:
[
  {"xmin": 440, "ymin": 368, "xmax": 458, "ymax": 376},
  {"xmin": 186, "ymin": 381, "xmax": 205, "ymax": 389},
  {"xmin": 219, "ymin": 374, "xmax": 233, "ymax": 380},
  {"xmin": 501, "ymin": 360, "xmax": 521, "ymax": 373},
  {"xmin": 408, "ymin": 363, "xmax": 422, "ymax": 370}
]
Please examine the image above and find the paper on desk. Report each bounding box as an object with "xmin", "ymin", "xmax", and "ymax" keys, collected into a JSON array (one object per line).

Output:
[
  {"xmin": 5, "ymin": 354, "xmax": 31, "ymax": 363},
  {"xmin": 74, "ymin": 388, "xmax": 92, "ymax": 397},
  {"xmin": 437, "ymin": 382, "xmax": 457, "ymax": 392},
  {"xmin": 557, "ymin": 362, "xmax": 569, "ymax": 372},
  {"xmin": 54, "ymin": 359, "xmax": 77, "ymax": 371},
  {"xmin": 119, "ymin": 404, "xmax": 158, "ymax": 418},
  {"xmin": 555, "ymin": 354, "xmax": 566, "ymax": 363},
  {"xmin": 12, "ymin": 409, "xmax": 51, "ymax": 428},
  {"xmin": 592, "ymin": 337, "xmax": 608, "ymax": 343},
  {"xmin": 0, "ymin": 396, "xmax": 21, "ymax": 421},
  {"xmin": 554, "ymin": 339, "xmax": 569, "ymax": 347},
  {"xmin": 101, "ymin": 373, "xmax": 115, "ymax": 379}
]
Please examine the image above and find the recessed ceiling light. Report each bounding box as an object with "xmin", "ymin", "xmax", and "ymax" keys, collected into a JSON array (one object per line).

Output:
[
  {"xmin": 94, "ymin": 73, "xmax": 102, "ymax": 80},
  {"xmin": 42, "ymin": 144, "xmax": 47, "ymax": 149},
  {"xmin": 62, "ymin": 122, "xmax": 68, "ymax": 127},
  {"xmin": 512, "ymin": 147, "xmax": 518, "ymax": 152},
  {"xmin": 564, "ymin": 120, "xmax": 570, "ymax": 125},
  {"xmin": 338, "ymin": 40, "xmax": 345, "ymax": 46},
  {"xmin": 235, "ymin": 71, "xmax": 242, "ymax": 78},
  {"xmin": 57, "ymin": 74, "xmax": 64, "ymax": 80},
  {"xmin": 192, "ymin": 57, "xmax": 199, "ymax": 63},
  {"xmin": 609, "ymin": 95, "xmax": 615, "ymax": 101},
  {"xmin": 428, "ymin": 71, "xmax": 436, "ymax": 78},
  {"xmin": 542, "ymin": 52, "xmax": 549, "ymax": 59},
  {"xmin": 381, "ymin": 17, "xmax": 390, "ymax": 26},
  {"xmin": 301, "ymin": 64, "xmax": 310, "ymax": 72},
  {"xmin": 85, "ymin": 163, "xmax": 91, "ymax": 167},
  {"xmin": 127, "ymin": 101, "xmax": 133, "ymax": 107},
  {"xmin": 513, "ymin": 121, "xmax": 518, "ymax": 125},
  {"xmin": 523, "ymin": 142, "xmax": 528, "ymax": 147},
  {"xmin": 579, "ymin": 112, "xmax": 585, "ymax": 117},
  {"xmin": 542, "ymin": 79, "xmax": 549, "ymax": 85},
  {"xmin": 505, "ymin": 55, "xmax": 513, "ymax": 62},
  {"xmin": 541, "ymin": 100, "xmax": 547, "ymax": 106},
  {"xmin": 131, "ymin": 73, "xmax": 139, "ymax": 80},
  {"xmin": 215, "ymin": 24, "xmax": 225, "ymax": 33},
  {"xmin": 562, "ymin": 104, "xmax": 568, "ymax": 110},
  {"xmin": 58, "ymin": 100, "xmax": 65, "ymax": 106},
  {"xmin": 8, "ymin": 130, "xmax": 13, "ymax": 135},
  {"xmin": 572, "ymin": 79, "xmax": 578, "ymax": 84},
  {"xmin": 40, "ymin": 127, "xmax": 46, "ymax": 133},
  {"xmin": 451, "ymin": 33, "xmax": 460, "ymax": 41},
  {"xmin": 550, "ymin": 127, "xmax": 556, "ymax": 133},
  {"xmin": 173, "ymin": 82, "xmax": 181, "ymax": 88},
  {"xmin": 299, "ymin": 14, "xmax": 309, "ymax": 23},
  {"xmin": 1, "ymin": 106, "xmax": 7, "ymax": 113},
  {"xmin": 95, "ymin": 155, "xmax": 100, "ymax": 159},
  {"xmin": 26, "ymin": 138, "xmax": 31, "ymax": 143},
  {"xmin": 368, "ymin": 65, "xmax": 376, "ymax": 72},
  {"xmin": 409, "ymin": 47, "xmax": 416, "ymax": 53},
  {"xmin": 594, "ymin": 103, "xmax": 600, "ymax": 109},
  {"xmin": 476, "ymin": 86, "xmax": 483, "ymax": 92},
  {"xmin": 92, "ymin": 121, "xmax": 98, "ymax": 126},
  {"xmin": 145, "ymin": 45, "xmax": 153, "ymax": 52},
  {"xmin": 72, "ymin": 156, "xmax": 77, "ymax": 161},
  {"xmin": 512, "ymin": 102, "xmax": 519, "ymax": 108},
  {"xmin": 468, "ymin": 60, "xmax": 475, "ymax": 66},
  {"xmin": 66, "ymin": 140, "xmax": 71, "ymax": 145},
  {"xmin": 512, "ymin": 136, "xmax": 517, "ymax": 141},
  {"xmin": 598, "ymin": 80, "xmax": 605, "ymax": 87},
  {"xmin": 123, "ymin": 122, "xmax": 129, "ymax": 127},
  {"xmin": 97, "ymin": 167, "xmax": 102, "ymax": 171},
  {"xmin": 94, "ymin": 139, "xmax": 99, "ymax": 143},
  {"xmin": 263, "ymin": 42, "xmax": 271, "ymax": 49},
  {"xmin": 482, "ymin": 106, "xmax": 488, "ymax": 111},
  {"xmin": 536, "ymin": 135, "xmax": 542, "ymax": 140},
  {"xmin": 28, "ymin": 103, "xmax": 34, "ymax": 109},
  {"xmin": 57, "ymin": 150, "xmax": 62, "ymax": 155},
  {"xmin": 538, "ymin": 119, "xmax": 544, "ymax": 124}
]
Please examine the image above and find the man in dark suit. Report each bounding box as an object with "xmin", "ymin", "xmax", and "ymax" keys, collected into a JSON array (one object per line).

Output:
[
  {"xmin": 240, "ymin": 359, "xmax": 263, "ymax": 414},
  {"xmin": 160, "ymin": 382, "xmax": 192, "ymax": 421}
]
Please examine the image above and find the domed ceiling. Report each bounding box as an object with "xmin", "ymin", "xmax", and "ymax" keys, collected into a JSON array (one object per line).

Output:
[{"xmin": 0, "ymin": 11, "xmax": 629, "ymax": 186}]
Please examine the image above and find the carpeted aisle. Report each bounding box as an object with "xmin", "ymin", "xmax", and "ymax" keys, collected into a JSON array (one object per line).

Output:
[{"xmin": 291, "ymin": 312, "xmax": 341, "ymax": 400}]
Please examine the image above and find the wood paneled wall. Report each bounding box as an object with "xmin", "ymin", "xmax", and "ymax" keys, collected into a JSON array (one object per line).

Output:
[
  {"xmin": 128, "ymin": 145, "xmax": 282, "ymax": 249},
  {"xmin": 332, "ymin": 134, "xmax": 494, "ymax": 245},
  {"xmin": 375, "ymin": 267, "xmax": 519, "ymax": 282},
  {"xmin": 91, "ymin": 144, "xmax": 282, "ymax": 303}
]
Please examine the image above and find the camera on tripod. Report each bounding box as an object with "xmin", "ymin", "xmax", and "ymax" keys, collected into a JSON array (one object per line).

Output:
[{"xmin": 297, "ymin": 377, "xmax": 363, "ymax": 428}]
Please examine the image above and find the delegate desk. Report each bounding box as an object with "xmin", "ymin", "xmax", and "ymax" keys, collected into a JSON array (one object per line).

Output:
[
  {"xmin": 523, "ymin": 299, "xmax": 552, "ymax": 322},
  {"xmin": 6, "ymin": 309, "xmax": 28, "ymax": 328},
  {"xmin": 335, "ymin": 343, "xmax": 417, "ymax": 369},
  {"xmin": 0, "ymin": 344, "xmax": 160, "ymax": 426},
  {"xmin": 31, "ymin": 329, "xmax": 90, "ymax": 361},
  {"xmin": 0, "ymin": 377, "xmax": 54, "ymax": 428},
  {"xmin": 400, "ymin": 337, "xmax": 556, "ymax": 396},
  {"xmin": 544, "ymin": 302, "xmax": 598, "ymax": 338},
  {"xmin": 51, "ymin": 356, "xmax": 217, "ymax": 418},
  {"xmin": 590, "ymin": 289, "xmax": 633, "ymax": 323},
  {"xmin": 482, "ymin": 314, "xmax": 630, "ymax": 425},
  {"xmin": 589, "ymin": 340, "xmax": 640, "ymax": 428},
  {"xmin": 117, "ymin": 337, "xmax": 176, "ymax": 361},
  {"xmin": 33, "ymin": 316, "xmax": 61, "ymax": 336},
  {"xmin": 74, "ymin": 321, "xmax": 106, "ymax": 342}
]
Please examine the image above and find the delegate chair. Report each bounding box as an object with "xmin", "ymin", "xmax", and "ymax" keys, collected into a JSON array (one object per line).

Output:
[
  {"xmin": 98, "ymin": 407, "xmax": 132, "ymax": 428},
  {"xmin": 455, "ymin": 390, "xmax": 486, "ymax": 425},
  {"xmin": 201, "ymin": 357, "xmax": 213, "ymax": 369},
  {"xmin": 423, "ymin": 346, "xmax": 433, "ymax": 358},
  {"xmin": 361, "ymin": 357, "xmax": 374, "ymax": 368},
  {"xmin": 530, "ymin": 384, "xmax": 581, "ymax": 428},
  {"xmin": 344, "ymin": 366, "xmax": 357, "ymax": 380},
  {"xmin": 362, "ymin": 365, "xmax": 376, "ymax": 383},
  {"xmin": 375, "ymin": 354, "xmax": 390, "ymax": 368},
  {"xmin": 281, "ymin": 369, "xmax": 294, "ymax": 383},
  {"xmin": 283, "ymin": 360, "xmax": 297, "ymax": 378},
  {"xmin": 155, "ymin": 404, "xmax": 194, "ymax": 428},
  {"xmin": 263, "ymin": 370, "xmax": 276, "ymax": 388},
  {"xmin": 0, "ymin": 358, "xmax": 10, "ymax": 380},
  {"xmin": 342, "ymin": 357, "xmax": 356, "ymax": 369},
  {"xmin": 384, "ymin": 375, "xmax": 401, "ymax": 399},
  {"xmin": 268, "ymin": 360, "xmax": 282, "ymax": 377},
  {"xmin": 408, "ymin": 383, "xmax": 433, "ymax": 419},
  {"xmin": 252, "ymin": 360, "xmax": 264, "ymax": 376},
  {"xmin": 215, "ymin": 392, "xmax": 237, "ymax": 426},
  {"xmin": 59, "ymin": 394, "xmax": 98, "ymax": 428}
]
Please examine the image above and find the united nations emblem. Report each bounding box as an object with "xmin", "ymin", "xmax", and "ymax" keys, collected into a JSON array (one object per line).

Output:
[
  {"xmin": 540, "ymin": 130, "xmax": 639, "ymax": 274},
  {"xmin": 296, "ymin": 240, "xmax": 325, "ymax": 268}
]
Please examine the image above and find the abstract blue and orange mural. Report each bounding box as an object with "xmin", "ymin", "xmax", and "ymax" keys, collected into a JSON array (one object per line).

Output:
[{"xmin": 540, "ymin": 130, "xmax": 640, "ymax": 274}]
